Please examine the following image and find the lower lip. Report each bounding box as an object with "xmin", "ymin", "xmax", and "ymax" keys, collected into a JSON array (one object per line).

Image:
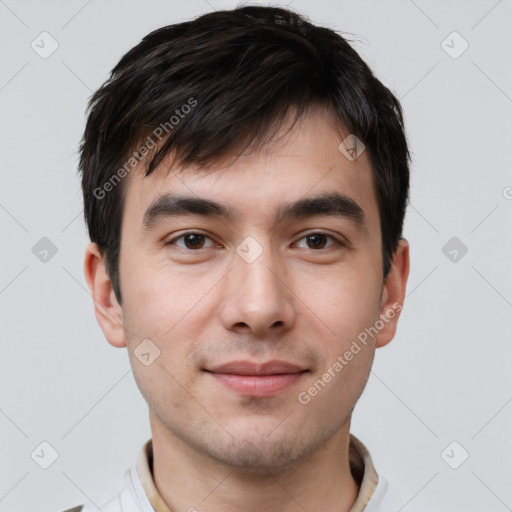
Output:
[{"xmin": 209, "ymin": 372, "xmax": 305, "ymax": 397}]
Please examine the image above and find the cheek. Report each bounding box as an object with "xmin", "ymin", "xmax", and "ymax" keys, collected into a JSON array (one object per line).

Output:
[
  {"xmin": 299, "ymin": 261, "xmax": 381, "ymax": 330},
  {"xmin": 120, "ymin": 266, "xmax": 215, "ymax": 402},
  {"xmin": 121, "ymin": 266, "xmax": 202, "ymax": 406},
  {"xmin": 121, "ymin": 255, "xmax": 202, "ymax": 338},
  {"xmin": 129, "ymin": 352, "xmax": 200, "ymax": 434},
  {"xmin": 300, "ymin": 265, "xmax": 381, "ymax": 393},
  {"xmin": 297, "ymin": 337, "xmax": 374, "ymax": 421}
]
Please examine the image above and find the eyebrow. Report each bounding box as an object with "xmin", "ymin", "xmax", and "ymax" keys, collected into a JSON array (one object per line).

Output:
[{"xmin": 142, "ymin": 192, "xmax": 366, "ymax": 231}]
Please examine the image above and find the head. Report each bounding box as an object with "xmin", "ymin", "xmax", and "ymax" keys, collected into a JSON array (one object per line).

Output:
[{"xmin": 82, "ymin": 5, "xmax": 410, "ymax": 474}]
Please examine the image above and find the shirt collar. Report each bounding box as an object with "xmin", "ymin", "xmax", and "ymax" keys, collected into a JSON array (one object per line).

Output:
[{"xmin": 136, "ymin": 433, "xmax": 379, "ymax": 512}]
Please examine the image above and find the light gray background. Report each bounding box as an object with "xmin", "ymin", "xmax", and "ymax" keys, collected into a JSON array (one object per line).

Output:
[{"xmin": 1, "ymin": 0, "xmax": 511, "ymax": 511}]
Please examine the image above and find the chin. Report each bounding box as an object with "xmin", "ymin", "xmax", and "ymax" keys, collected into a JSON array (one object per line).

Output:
[
  {"xmin": 211, "ymin": 439, "xmax": 307, "ymax": 476},
  {"xmin": 200, "ymin": 423, "xmax": 326, "ymax": 477}
]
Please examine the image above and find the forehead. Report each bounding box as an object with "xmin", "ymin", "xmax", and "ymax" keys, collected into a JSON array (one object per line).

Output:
[{"xmin": 120, "ymin": 107, "xmax": 379, "ymax": 231}]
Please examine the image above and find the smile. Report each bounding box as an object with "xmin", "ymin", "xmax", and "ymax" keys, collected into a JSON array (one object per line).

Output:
[{"xmin": 204, "ymin": 360, "xmax": 309, "ymax": 397}]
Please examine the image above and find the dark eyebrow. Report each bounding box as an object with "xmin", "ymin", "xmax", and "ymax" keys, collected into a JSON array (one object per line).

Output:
[
  {"xmin": 142, "ymin": 195, "xmax": 238, "ymax": 230},
  {"xmin": 142, "ymin": 192, "xmax": 365, "ymax": 231},
  {"xmin": 275, "ymin": 192, "xmax": 365, "ymax": 225}
]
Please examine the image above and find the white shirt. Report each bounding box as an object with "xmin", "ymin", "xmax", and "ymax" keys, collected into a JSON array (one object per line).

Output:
[{"xmin": 72, "ymin": 434, "xmax": 404, "ymax": 512}]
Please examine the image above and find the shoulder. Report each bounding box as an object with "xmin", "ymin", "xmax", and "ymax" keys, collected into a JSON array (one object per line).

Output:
[
  {"xmin": 57, "ymin": 440, "xmax": 153, "ymax": 512},
  {"xmin": 364, "ymin": 474, "xmax": 405, "ymax": 512}
]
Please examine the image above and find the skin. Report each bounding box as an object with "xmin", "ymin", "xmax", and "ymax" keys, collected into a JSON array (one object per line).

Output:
[{"xmin": 84, "ymin": 105, "xmax": 409, "ymax": 512}]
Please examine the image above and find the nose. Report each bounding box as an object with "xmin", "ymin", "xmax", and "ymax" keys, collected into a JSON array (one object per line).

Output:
[{"xmin": 217, "ymin": 243, "xmax": 296, "ymax": 338}]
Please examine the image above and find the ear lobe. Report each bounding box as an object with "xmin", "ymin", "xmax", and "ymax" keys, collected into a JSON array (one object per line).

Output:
[
  {"xmin": 375, "ymin": 239, "xmax": 410, "ymax": 349},
  {"xmin": 84, "ymin": 242, "xmax": 126, "ymax": 348}
]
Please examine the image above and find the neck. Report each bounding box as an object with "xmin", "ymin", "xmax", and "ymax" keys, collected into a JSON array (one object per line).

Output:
[{"xmin": 150, "ymin": 414, "xmax": 360, "ymax": 512}]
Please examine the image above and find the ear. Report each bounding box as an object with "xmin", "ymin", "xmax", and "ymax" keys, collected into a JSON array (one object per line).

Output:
[
  {"xmin": 375, "ymin": 239, "xmax": 410, "ymax": 349},
  {"xmin": 83, "ymin": 242, "xmax": 126, "ymax": 348}
]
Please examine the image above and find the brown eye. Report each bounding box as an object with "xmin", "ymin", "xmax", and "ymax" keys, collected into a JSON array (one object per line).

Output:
[
  {"xmin": 295, "ymin": 233, "xmax": 342, "ymax": 250},
  {"xmin": 167, "ymin": 233, "xmax": 214, "ymax": 250}
]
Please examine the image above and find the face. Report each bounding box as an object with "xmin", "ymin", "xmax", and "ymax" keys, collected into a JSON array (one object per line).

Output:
[{"xmin": 86, "ymin": 106, "xmax": 408, "ymax": 475}]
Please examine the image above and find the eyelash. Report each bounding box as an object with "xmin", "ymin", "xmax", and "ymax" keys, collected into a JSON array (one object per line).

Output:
[{"xmin": 165, "ymin": 232, "xmax": 346, "ymax": 251}]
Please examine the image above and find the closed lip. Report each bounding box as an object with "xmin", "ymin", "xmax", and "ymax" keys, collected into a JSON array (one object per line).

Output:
[{"xmin": 204, "ymin": 360, "xmax": 308, "ymax": 375}]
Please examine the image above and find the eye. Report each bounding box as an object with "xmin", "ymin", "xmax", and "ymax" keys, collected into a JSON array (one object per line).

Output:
[
  {"xmin": 166, "ymin": 232, "xmax": 216, "ymax": 250},
  {"xmin": 295, "ymin": 232, "xmax": 344, "ymax": 250},
  {"xmin": 165, "ymin": 231, "xmax": 345, "ymax": 251}
]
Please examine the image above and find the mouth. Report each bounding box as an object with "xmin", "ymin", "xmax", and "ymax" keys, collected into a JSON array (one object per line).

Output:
[{"xmin": 203, "ymin": 360, "xmax": 309, "ymax": 397}]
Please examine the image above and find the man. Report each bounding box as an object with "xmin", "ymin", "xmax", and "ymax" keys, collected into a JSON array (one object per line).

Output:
[{"xmin": 71, "ymin": 4, "xmax": 410, "ymax": 511}]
